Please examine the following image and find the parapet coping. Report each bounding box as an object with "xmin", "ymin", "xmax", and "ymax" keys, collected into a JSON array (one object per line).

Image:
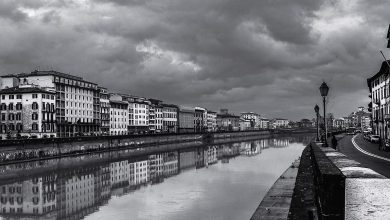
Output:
[{"xmin": 312, "ymin": 142, "xmax": 385, "ymax": 179}]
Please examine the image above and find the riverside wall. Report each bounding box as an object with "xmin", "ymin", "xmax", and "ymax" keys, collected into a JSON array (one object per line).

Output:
[
  {"xmin": 260, "ymin": 137, "xmax": 390, "ymax": 220},
  {"xmin": 0, "ymin": 130, "xmax": 271, "ymax": 164}
]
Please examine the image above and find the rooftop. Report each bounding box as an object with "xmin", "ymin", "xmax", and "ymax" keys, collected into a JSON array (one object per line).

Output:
[
  {"xmin": 0, "ymin": 86, "xmax": 55, "ymax": 94},
  {"xmin": 2, "ymin": 70, "xmax": 97, "ymax": 85}
]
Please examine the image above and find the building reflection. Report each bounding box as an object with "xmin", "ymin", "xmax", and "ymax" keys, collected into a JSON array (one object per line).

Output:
[{"xmin": 0, "ymin": 135, "xmax": 312, "ymax": 219}]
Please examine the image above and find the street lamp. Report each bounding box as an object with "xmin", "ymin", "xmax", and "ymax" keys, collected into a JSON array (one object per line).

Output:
[
  {"xmin": 314, "ymin": 104, "xmax": 320, "ymax": 141},
  {"xmin": 319, "ymin": 82, "xmax": 329, "ymax": 147}
]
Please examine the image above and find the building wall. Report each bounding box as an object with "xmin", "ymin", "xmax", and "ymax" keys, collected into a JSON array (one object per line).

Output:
[
  {"xmin": 109, "ymin": 102, "xmax": 128, "ymax": 135},
  {"xmin": 206, "ymin": 112, "xmax": 217, "ymax": 132},
  {"xmin": 178, "ymin": 108, "xmax": 195, "ymax": 133},
  {"xmin": 128, "ymin": 101, "xmax": 150, "ymax": 133},
  {"xmin": 0, "ymin": 90, "xmax": 56, "ymax": 138},
  {"xmin": 99, "ymin": 88, "xmax": 110, "ymax": 134},
  {"xmin": 163, "ymin": 106, "xmax": 177, "ymax": 133}
]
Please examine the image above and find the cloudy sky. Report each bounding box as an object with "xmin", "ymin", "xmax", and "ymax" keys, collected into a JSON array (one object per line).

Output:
[{"xmin": 0, "ymin": 0, "xmax": 389, "ymax": 120}]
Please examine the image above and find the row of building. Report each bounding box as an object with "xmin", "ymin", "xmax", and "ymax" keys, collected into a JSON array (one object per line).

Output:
[{"xmin": 0, "ymin": 70, "xmax": 291, "ymax": 139}]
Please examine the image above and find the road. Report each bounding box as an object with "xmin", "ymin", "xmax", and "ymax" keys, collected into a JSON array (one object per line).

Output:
[{"xmin": 337, "ymin": 134, "xmax": 390, "ymax": 178}]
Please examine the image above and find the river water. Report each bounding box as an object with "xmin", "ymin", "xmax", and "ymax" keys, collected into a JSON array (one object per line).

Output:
[{"xmin": 0, "ymin": 134, "xmax": 312, "ymax": 220}]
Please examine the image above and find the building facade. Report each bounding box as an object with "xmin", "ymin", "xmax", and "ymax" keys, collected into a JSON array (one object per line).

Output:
[
  {"xmin": 216, "ymin": 109, "xmax": 240, "ymax": 131},
  {"xmin": 127, "ymin": 96, "xmax": 150, "ymax": 134},
  {"xmin": 194, "ymin": 107, "xmax": 206, "ymax": 133},
  {"xmin": 367, "ymin": 61, "xmax": 389, "ymax": 139},
  {"xmin": 109, "ymin": 99, "xmax": 128, "ymax": 136},
  {"xmin": 0, "ymin": 85, "xmax": 56, "ymax": 139},
  {"xmin": 99, "ymin": 87, "xmax": 110, "ymax": 135},
  {"xmin": 0, "ymin": 70, "xmax": 100, "ymax": 137},
  {"xmin": 240, "ymin": 112, "xmax": 261, "ymax": 129},
  {"xmin": 178, "ymin": 106, "xmax": 195, "ymax": 133},
  {"xmin": 149, "ymin": 99, "xmax": 163, "ymax": 133},
  {"xmin": 206, "ymin": 110, "xmax": 217, "ymax": 132},
  {"xmin": 162, "ymin": 104, "xmax": 178, "ymax": 133}
]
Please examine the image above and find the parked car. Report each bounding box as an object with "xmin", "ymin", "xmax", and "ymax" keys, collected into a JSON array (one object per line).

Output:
[{"xmin": 370, "ymin": 135, "xmax": 380, "ymax": 143}]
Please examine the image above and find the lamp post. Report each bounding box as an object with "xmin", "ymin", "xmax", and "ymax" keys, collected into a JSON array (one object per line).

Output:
[
  {"xmin": 319, "ymin": 82, "xmax": 329, "ymax": 147},
  {"xmin": 314, "ymin": 104, "xmax": 320, "ymax": 141}
]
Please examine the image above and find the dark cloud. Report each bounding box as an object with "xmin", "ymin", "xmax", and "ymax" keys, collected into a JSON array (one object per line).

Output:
[{"xmin": 0, "ymin": 0, "xmax": 388, "ymax": 120}]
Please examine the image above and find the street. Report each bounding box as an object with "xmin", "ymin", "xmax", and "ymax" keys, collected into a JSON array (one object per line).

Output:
[{"xmin": 337, "ymin": 134, "xmax": 390, "ymax": 178}]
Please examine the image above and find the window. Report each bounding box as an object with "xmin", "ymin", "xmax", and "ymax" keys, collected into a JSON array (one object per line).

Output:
[
  {"xmin": 32, "ymin": 94, "xmax": 37, "ymax": 99},
  {"xmin": 16, "ymin": 94, "xmax": 22, "ymax": 99},
  {"xmin": 16, "ymin": 103, "xmax": 22, "ymax": 110},
  {"xmin": 16, "ymin": 113, "xmax": 21, "ymax": 121},
  {"xmin": 1, "ymin": 95, "xmax": 4, "ymax": 99},
  {"xmin": 32, "ymin": 102, "xmax": 38, "ymax": 110},
  {"xmin": 32, "ymin": 123, "xmax": 38, "ymax": 131},
  {"xmin": 32, "ymin": 113, "xmax": 38, "ymax": 120},
  {"xmin": 9, "ymin": 95, "xmax": 14, "ymax": 99},
  {"xmin": 16, "ymin": 123, "xmax": 22, "ymax": 131},
  {"xmin": 8, "ymin": 103, "xmax": 13, "ymax": 110},
  {"xmin": 1, "ymin": 114, "xmax": 5, "ymax": 121},
  {"xmin": 8, "ymin": 113, "xmax": 14, "ymax": 121}
]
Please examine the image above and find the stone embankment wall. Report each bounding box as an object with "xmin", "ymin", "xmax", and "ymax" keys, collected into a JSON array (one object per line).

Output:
[
  {"xmin": 0, "ymin": 130, "xmax": 270, "ymax": 163},
  {"xmin": 306, "ymin": 142, "xmax": 388, "ymax": 220}
]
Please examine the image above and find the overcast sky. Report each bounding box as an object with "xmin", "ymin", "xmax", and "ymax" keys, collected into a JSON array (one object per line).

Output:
[{"xmin": 0, "ymin": 0, "xmax": 389, "ymax": 120}]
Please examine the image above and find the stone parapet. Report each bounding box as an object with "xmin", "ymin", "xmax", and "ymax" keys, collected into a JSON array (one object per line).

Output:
[{"xmin": 310, "ymin": 141, "xmax": 388, "ymax": 220}]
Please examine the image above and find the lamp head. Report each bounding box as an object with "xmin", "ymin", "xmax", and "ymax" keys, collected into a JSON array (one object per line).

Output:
[{"xmin": 319, "ymin": 82, "xmax": 329, "ymax": 97}]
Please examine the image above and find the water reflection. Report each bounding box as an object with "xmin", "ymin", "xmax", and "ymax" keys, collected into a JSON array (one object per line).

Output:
[{"xmin": 0, "ymin": 134, "xmax": 312, "ymax": 220}]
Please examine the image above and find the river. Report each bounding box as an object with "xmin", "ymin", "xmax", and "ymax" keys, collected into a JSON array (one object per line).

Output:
[{"xmin": 0, "ymin": 134, "xmax": 312, "ymax": 220}]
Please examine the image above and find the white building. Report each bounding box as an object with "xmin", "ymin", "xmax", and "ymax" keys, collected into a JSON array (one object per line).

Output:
[
  {"xmin": 260, "ymin": 118, "xmax": 269, "ymax": 129},
  {"xmin": 0, "ymin": 84, "xmax": 56, "ymax": 139},
  {"xmin": 162, "ymin": 104, "xmax": 178, "ymax": 133},
  {"xmin": 272, "ymin": 118, "xmax": 289, "ymax": 128},
  {"xmin": 109, "ymin": 98, "xmax": 128, "ymax": 136},
  {"xmin": 0, "ymin": 70, "xmax": 100, "ymax": 137},
  {"xmin": 206, "ymin": 110, "xmax": 217, "ymax": 132},
  {"xmin": 240, "ymin": 112, "xmax": 261, "ymax": 129},
  {"xmin": 239, "ymin": 118, "xmax": 252, "ymax": 131},
  {"xmin": 127, "ymin": 96, "xmax": 150, "ymax": 134}
]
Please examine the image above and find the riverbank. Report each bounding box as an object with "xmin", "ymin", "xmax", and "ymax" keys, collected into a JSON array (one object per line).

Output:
[{"xmin": 0, "ymin": 130, "xmax": 271, "ymax": 164}]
